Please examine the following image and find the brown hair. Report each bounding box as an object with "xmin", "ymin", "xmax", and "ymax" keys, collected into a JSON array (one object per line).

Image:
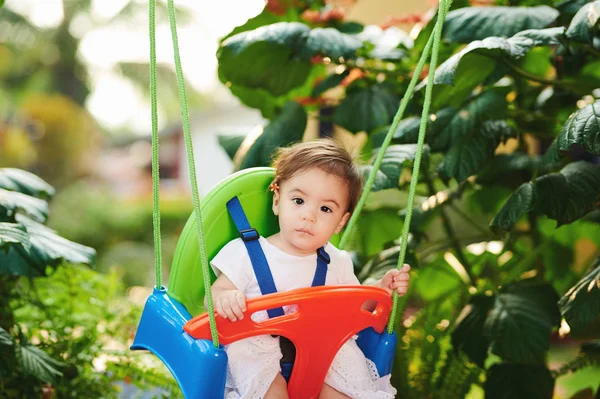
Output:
[{"xmin": 271, "ymin": 139, "xmax": 363, "ymax": 213}]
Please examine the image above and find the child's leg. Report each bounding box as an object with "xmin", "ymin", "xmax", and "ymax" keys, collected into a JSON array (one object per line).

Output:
[
  {"xmin": 264, "ymin": 373, "xmax": 289, "ymax": 399},
  {"xmin": 319, "ymin": 383, "xmax": 351, "ymax": 399}
]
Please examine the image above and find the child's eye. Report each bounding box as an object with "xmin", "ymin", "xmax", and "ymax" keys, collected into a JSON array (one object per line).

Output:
[
  {"xmin": 293, "ymin": 198, "xmax": 304, "ymax": 205},
  {"xmin": 320, "ymin": 206, "xmax": 332, "ymax": 213}
]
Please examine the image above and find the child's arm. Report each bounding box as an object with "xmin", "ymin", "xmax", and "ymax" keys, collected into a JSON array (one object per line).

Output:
[{"xmin": 209, "ymin": 274, "xmax": 247, "ymax": 322}]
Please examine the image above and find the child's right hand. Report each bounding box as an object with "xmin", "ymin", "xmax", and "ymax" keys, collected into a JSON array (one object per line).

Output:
[{"xmin": 214, "ymin": 289, "xmax": 247, "ymax": 322}]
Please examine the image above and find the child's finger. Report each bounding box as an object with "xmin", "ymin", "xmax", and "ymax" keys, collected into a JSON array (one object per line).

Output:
[
  {"xmin": 215, "ymin": 300, "xmax": 227, "ymax": 319},
  {"xmin": 235, "ymin": 291, "xmax": 247, "ymax": 313},
  {"xmin": 394, "ymin": 272, "xmax": 410, "ymax": 281},
  {"xmin": 401, "ymin": 264, "xmax": 411, "ymax": 272},
  {"xmin": 230, "ymin": 297, "xmax": 245, "ymax": 320},
  {"xmin": 222, "ymin": 297, "xmax": 238, "ymax": 321}
]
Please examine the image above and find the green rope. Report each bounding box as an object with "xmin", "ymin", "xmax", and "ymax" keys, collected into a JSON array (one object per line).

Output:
[
  {"xmin": 338, "ymin": 34, "xmax": 435, "ymax": 250},
  {"xmin": 165, "ymin": 0, "xmax": 219, "ymax": 347},
  {"xmin": 386, "ymin": 0, "xmax": 451, "ymax": 334},
  {"xmin": 149, "ymin": 0, "xmax": 162, "ymax": 289}
]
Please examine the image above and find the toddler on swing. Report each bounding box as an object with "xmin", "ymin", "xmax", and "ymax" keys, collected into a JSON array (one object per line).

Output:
[{"xmin": 210, "ymin": 139, "xmax": 410, "ymax": 399}]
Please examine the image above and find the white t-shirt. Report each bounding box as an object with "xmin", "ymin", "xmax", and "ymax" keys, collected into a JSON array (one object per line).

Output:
[{"xmin": 210, "ymin": 236, "xmax": 360, "ymax": 300}]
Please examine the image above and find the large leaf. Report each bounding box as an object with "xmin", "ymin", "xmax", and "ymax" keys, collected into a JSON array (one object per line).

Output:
[
  {"xmin": 218, "ymin": 22, "xmax": 313, "ymax": 96},
  {"xmin": 443, "ymin": 6, "xmax": 559, "ymax": 43},
  {"xmin": 435, "ymin": 27, "xmax": 566, "ymax": 87},
  {"xmin": 476, "ymin": 153, "xmax": 542, "ymax": 186},
  {"xmin": 228, "ymin": 64, "xmax": 325, "ymax": 119},
  {"xmin": 484, "ymin": 280, "xmax": 560, "ymax": 363},
  {"xmin": 451, "ymin": 294, "xmax": 495, "ymax": 367},
  {"xmin": 0, "ymin": 215, "xmax": 96, "ymax": 277},
  {"xmin": 334, "ymin": 83, "xmax": 399, "ymax": 133},
  {"xmin": 438, "ymin": 120, "xmax": 514, "ymax": 182},
  {"xmin": 484, "ymin": 364, "xmax": 555, "ymax": 399},
  {"xmin": 218, "ymin": 22, "xmax": 363, "ymax": 97},
  {"xmin": 559, "ymin": 259, "xmax": 600, "ymax": 339},
  {"xmin": 566, "ymin": 0, "xmax": 600, "ymax": 44},
  {"xmin": 239, "ymin": 101, "xmax": 307, "ymax": 169},
  {"xmin": 362, "ymin": 144, "xmax": 430, "ymax": 192},
  {"xmin": 302, "ymin": 27, "xmax": 363, "ymax": 59},
  {"xmin": 416, "ymin": 257, "xmax": 467, "ymax": 302},
  {"xmin": 557, "ymin": 101, "xmax": 600, "ymax": 156},
  {"xmin": 221, "ymin": 6, "xmax": 290, "ymax": 43},
  {"xmin": 0, "ymin": 168, "xmax": 54, "ymax": 198},
  {"xmin": 492, "ymin": 161, "xmax": 600, "ymax": 230},
  {"xmin": 0, "ymin": 222, "xmax": 30, "ymax": 252},
  {"xmin": 0, "ymin": 188, "xmax": 48, "ymax": 223},
  {"xmin": 17, "ymin": 344, "xmax": 63, "ymax": 384}
]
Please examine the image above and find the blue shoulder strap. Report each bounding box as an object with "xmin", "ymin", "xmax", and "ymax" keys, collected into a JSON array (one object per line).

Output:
[{"xmin": 226, "ymin": 196, "xmax": 329, "ymax": 318}]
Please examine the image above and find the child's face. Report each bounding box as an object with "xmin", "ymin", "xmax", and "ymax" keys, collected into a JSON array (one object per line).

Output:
[{"xmin": 272, "ymin": 167, "xmax": 351, "ymax": 256}]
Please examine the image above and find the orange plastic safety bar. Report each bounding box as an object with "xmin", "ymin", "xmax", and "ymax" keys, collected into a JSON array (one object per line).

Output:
[{"xmin": 184, "ymin": 286, "xmax": 392, "ymax": 399}]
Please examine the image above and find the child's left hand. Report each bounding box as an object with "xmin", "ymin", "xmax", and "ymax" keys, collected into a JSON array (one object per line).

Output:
[{"xmin": 379, "ymin": 264, "xmax": 411, "ymax": 296}]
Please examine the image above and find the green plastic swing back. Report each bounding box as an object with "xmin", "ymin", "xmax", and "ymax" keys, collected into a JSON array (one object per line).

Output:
[{"xmin": 168, "ymin": 167, "xmax": 340, "ymax": 316}]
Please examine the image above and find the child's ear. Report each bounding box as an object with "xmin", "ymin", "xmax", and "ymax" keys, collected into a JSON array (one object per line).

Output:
[
  {"xmin": 335, "ymin": 212, "xmax": 351, "ymax": 234},
  {"xmin": 272, "ymin": 190, "xmax": 280, "ymax": 215}
]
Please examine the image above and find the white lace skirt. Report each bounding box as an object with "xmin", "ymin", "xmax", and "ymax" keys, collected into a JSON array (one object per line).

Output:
[{"xmin": 223, "ymin": 334, "xmax": 397, "ymax": 399}]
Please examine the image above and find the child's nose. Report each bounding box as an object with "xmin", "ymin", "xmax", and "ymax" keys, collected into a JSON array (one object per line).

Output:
[{"xmin": 302, "ymin": 209, "xmax": 316, "ymax": 223}]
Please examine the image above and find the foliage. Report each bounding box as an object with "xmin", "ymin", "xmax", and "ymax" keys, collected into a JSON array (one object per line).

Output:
[
  {"xmin": 215, "ymin": 0, "xmax": 600, "ymax": 397},
  {"xmin": 0, "ymin": 169, "xmax": 177, "ymax": 397}
]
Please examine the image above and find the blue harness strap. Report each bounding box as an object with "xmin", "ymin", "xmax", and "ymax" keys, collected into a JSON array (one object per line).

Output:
[{"xmin": 226, "ymin": 196, "xmax": 284, "ymax": 318}]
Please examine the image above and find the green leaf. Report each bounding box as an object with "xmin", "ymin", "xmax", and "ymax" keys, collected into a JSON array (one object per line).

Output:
[
  {"xmin": 17, "ymin": 344, "xmax": 63, "ymax": 384},
  {"xmin": 334, "ymin": 83, "xmax": 399, "ymax": 133},
  {"xmin": 221, "ymin": 7, "xmax": 287, "ymax": 43},
  {"xmin": 217, "ymin": 134, "xmax": 246, "ymax": 161},
  {"xmin": 362, "ymin": 144, "xmax": 430, "ymax": 192},
  {"xmin": 0, "ymin": 222, "xmax": 30, "ymax": 252},
  {"xmin": 443, "ymin": 6, "xmax": 559, "ymax": 43},
  {"xmin": 0, "ymin": 168, "xmax": 54, "ymax": 198},
  {"xmin": 438, "ymin": 120, "xmax": 514, "ymax": 182},
  {"xmin": 476, "ymin": 153, "xmax": 541, "ymax": 186},
  {"xmin": 0, "ymin": 215, "xmax": 96, "ymax": 276},
  {"xmin": 484, "ymin": 280, "xmax": 560, "ymax": 363},
  {"xmin": 218, "ymin": 22, "xmax": 363, "ymax": 97},
  {"xmin": 239, "ymin": 101, "xmax": 307, "ymax": 169},
  {"xmin": 416, "ymin": 258, "xmax": 467, "ymax": 302},
  {"xmin": 0, "ymin": 327, "xmax": 13, "ymax": 379},
  {"xmin": 557, "ymin": 101, "xmax": 600, "ymax": 156},
  {"xmin": 218, "ymin": 22, "xmax": 313, "ymax": 96},
  {"xmin": 491, "ymin": 182, "xmax": 535, "ymax": 230},
  {"xmin": 0, "ymin": 327, "xmax": 12, "ymax": 346},
  {"xmin": 484, "ymin": 364, "xmax": 555, "ymax": 399},
  {"xmin": 228, "ymin": 64, "xmax": 325, "ymax": 119},
  {"xmin": 566, "ymin": 0, "xmax": 600, "ymax": 44},
  {"xmin": 312, "ymin": 70, "xmax": 349, "ymax": 97},
  {"xmin": 302, "ymin": 27, "xmax": 363, "ymax": 59},
  {"xmin": 492, "ymin": 161, "xmax": 600, "ymax": 230},
  {"xmin": 452, "ymin": 294, "xmax": 495, "ymax": 367},
  {"xmin": 345, "ymin": 207, "xmax": 404, "ymax": 260},
  {"xmin": 0, "ymin": 188, "xmax": 49, "ymax": 223},
  {"xmin": 559, "ymin": 258, "xmax": 600, "ymax": 339},
  {"xmin": 358, "ymin": 244, "xmax": 419, "ymax": 283},
  {"xmin": 435, "ymin": 28, "xmax": 565, "ymax": 87}
]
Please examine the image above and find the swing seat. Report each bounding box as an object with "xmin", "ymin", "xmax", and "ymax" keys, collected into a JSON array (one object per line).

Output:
[
  {"xmin": 133, "ymin": 167, "xmax": 397, "ymax": 398},
  {"xmin": 184, "ymin": 285, "xmax": 392, "ymax": 399},
  {"xmin": 131, "ymin": 287, "xmax": 227, "ymax": 398}
]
